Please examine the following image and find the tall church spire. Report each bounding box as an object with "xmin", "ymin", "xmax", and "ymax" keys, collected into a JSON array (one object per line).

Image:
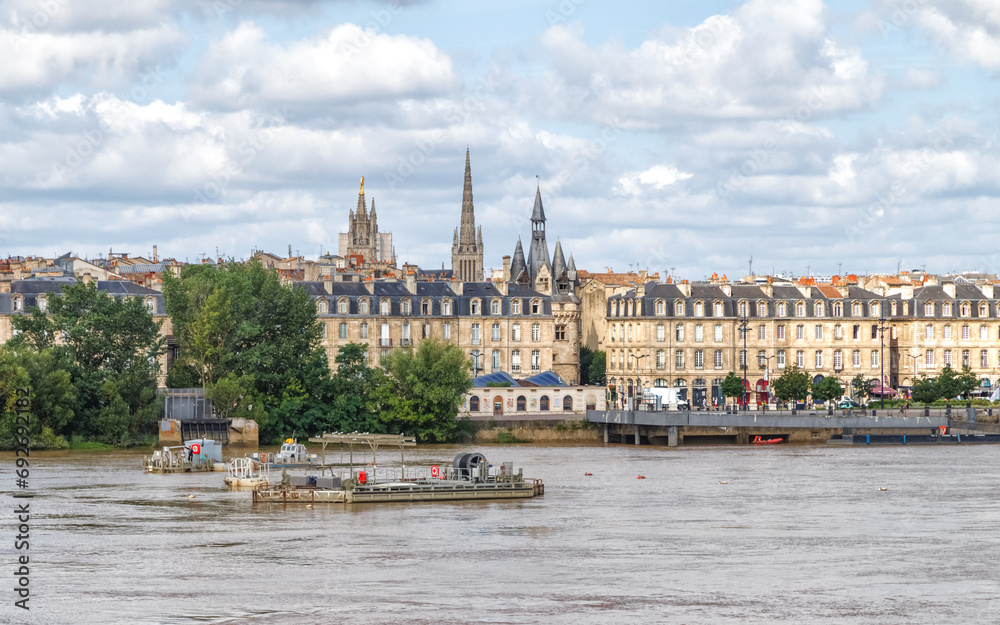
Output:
[{"xmin": 451, "ymin": 148, "xmax": 484, "ymax": 282}]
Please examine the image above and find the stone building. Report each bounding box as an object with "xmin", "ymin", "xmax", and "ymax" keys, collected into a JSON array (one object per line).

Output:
[
  {"xmin": 451, "ymin": 149, "xmax": 484, "ymax": 283},
  {"xmin": 337, "ymin": 177, "xmax": 394, "ymax": 265},
  {"xmin": 605, "ymin": 275, "xmax": 1000, "ymax": 407}
]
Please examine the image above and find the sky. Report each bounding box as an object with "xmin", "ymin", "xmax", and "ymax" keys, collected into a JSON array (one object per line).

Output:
[{"xmin": 1, "ymin": 0, "xmax": 999, "ymax": 281}]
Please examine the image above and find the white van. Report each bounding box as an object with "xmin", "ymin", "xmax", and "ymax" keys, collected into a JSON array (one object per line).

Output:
[{"xmin": 642, "ymin": 387, "xmax": 690, "ymax": 410}]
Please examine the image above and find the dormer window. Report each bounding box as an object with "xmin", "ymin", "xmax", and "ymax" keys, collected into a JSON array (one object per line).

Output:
[
  {"xmin": 695, "ymin": 302, "xmax": 704, "ymax": 316},
  {"xmin": 338, "ymin": 299, "xmax": 348, "ymax": 314},
  {"xmin": 714, "ymin": 301, "xmax": 724, "ymax": 317},
  {"xmin": 738, "ymin": 301, "xmax": 747, "ymax": 317},
  {"xmin": 39, "ymin": 296, "xmax": 48, "ymax": 312},
  {"xmin": 675, "ymin": 301, "xmax": 685, "ymax": 316},
  {"xmin": 491, "ymin": 299, "xmax": 501, "ymax": 315},
  {"xmin": 979, "ymin": 303, "xmax": 988, "ymax": 317},
  {"xmin": 471, "ymin": 299, "xmax": 480, "ymax": 315},
  {"xmin": 777, "ymin": 302, "xmax": 786, "ymax": 317},
  {"xmin": 359, "ymin": 299, "xmax": 369, "ymax": 314},
  {"xmin": 870, "ymin": 302, "xmax": 880, "ymax": 317},
  {"xmin": 143, "ymin": 297, "xmax": 154, "ymax": 313},
  {"xmin": 531, "ymin": 299, "xmax": 541, "ymax": 314},
  {"xmin": 401, "ymin": 299, "xmax": 411, "ymax": 315},
  {"xmin": 656, "ymin": 300, "xmax": 665, "ymax": 315},
  {"xmin": 853, "ymin": 302, "xmax": 862, "ymax": 316},
  {"xmin": 833, "ymin": 302, "xmax": 843, "ymax": 317},
  {"xmin": 795, "ymin": 302, "xmax": 805, "ymax": 317},
  {"xmin": 925, "ymin": 302, "xmax": 934, "ymax": 316},
  {"xmin": 442, "ymin": 299, "xmax": 452, "ymax": 315},
  {"xmin": 421, "ymin": 299, "xmax": 431, "ymax": 315},
  {"xmin": 12, "ymin": 296, "xmax": 22, "ymax": 312},
  {"xmin": 380, "ymin": 299, "xmax": 391, "ymax": 315},
  {"xmin": 943, "ymin": 302, "xmax": 952, "ymax": 316},
  {"xmin": 757, "ymin": 302, "xmax": 766, "ymax": 317},
  {"xmin": 814, "ymin": 302, "xmax": 824, "ymax": 317}
]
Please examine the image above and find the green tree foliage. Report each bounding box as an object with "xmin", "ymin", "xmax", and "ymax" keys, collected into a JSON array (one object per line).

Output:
[
  {"xmin": 206, "ymin": 373, "xmax": 267, "ymax": 425},
  {"xmin": 851, "ymin": 374, "xmax": 870, "ymax": 402},
  {"xmin": 163, "ymin": 260, "xmax": 327, "ymax": 440},
  {"xmin": 7, "ymin": 280, "xmax": 165, "ymax": 445},
  {"xmin": 376, "ymin": 339, "xmax": 472, "ymax": 442},
  {"xmin": 772, "ymin": 365, "xmax": 811, "ymax": 402},
  {"xmin": 811, "ymin": 377, "xmax": 843, "ymax": 404},
  {"xmin": 588, "ymin": 350, "xmax": 606, "ymax": 385},
  {"xmin": 720, "ymin": 372, "xmax": 745, "ymax": 404},
  {"xmin": 579, "ymin": 346, "xmax": 594, "ymax": 384},
  {"xmin": 911, "ymin": 375, "xmax": 939, "ymax": 404},
  {"xmin": 957, "ymin": 365, "xmax": 979, "ymax": 399},
  {"xmin": 327, "ymin": 343, "xmax": 385, "ymax": 435}
]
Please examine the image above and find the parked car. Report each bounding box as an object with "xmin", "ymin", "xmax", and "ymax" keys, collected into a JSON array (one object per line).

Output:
[{"xmin": 838, "ymin": 399, "xmax": 862, "ymax": 409}]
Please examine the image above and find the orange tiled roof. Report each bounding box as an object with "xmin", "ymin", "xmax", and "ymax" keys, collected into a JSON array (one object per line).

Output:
[{"xmin": 815, "ymin": 285, "xmax": 842, "ymax": 298}]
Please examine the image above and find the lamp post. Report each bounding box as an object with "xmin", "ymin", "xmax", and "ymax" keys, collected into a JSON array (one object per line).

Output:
[
  {"xmin": 738, "ymin": 314, "xmax": 751, "ymax": 411},
  {"xmin": 759, "ymin": 353, "xmax": 775, "ymax": 409},
  {"xmin": 906, "ymin": 352, "xmax": 918, "ymax": 397},
  {"xmin": 878, "ymin": 314, "xmax": 889, "ymax": 409},
  {"xmin": 634, "ymin": 353, "xmax": 648, "ymax": 409}
]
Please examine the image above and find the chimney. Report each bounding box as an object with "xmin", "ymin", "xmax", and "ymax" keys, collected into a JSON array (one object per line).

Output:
[
  {"xmin": 502, "ymin": 255, "xmax": 511, "ymax": 283},
  {"xmin": 323, "ymin": 276, "xmax": 333, "ymax": 295},
  {"xmin": 81, "ymin": 273, "xmax": 93, "ymax": 284},
  {"xmin": 364, "ymin": 279, "xmax": 374, "ymax": 295},
  {"xmin": 677, "ymin": 282, "xmax": 691, "ymax": 297},
  {"xmin": 720, "ymin": 284, "xmax": 732, "ymax": 297},
  {"xmin": 981, "ymin": 284, "xmax": 994, "ymax": 299},
  {"xmin": 152, "ymin": 245, "xmax": 158, "ymax": 263},
  {"xmin": 405, "ymin": 270, "xmax": 416, "ymax": 293},
  {"xmin": 943, "ymin": 282, "xmax": 956, "ymax": 298}
]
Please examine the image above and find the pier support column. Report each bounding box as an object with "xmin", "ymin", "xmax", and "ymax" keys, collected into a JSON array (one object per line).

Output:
[
  {"xmin": 668, "ymin": 426, "xmax": 678, "ymax": 447},
  {"xmin": 634, "ymin": 425, "xmax": 641, "ymax": 445},
  {"xmin": 603, "ymin": 423, "xmax": 609, "ymax": 444}
]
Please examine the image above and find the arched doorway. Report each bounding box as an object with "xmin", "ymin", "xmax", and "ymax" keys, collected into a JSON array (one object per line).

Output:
[
  {"xmin": 470, "ymin": 396, "xmax": 480, "ymax": 412},
  {"xmin": 673, "ymin": 378, "xmax": 687, "ymax": 402},
  {"xmin": 692, "ymin": 378, "xmax": 707, "ymax": 409},
  {"xmin": 493, "ymin": 395, "xmax": 503, "ymax": 416}
]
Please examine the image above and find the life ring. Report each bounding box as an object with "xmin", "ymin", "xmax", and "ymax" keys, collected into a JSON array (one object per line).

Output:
[
  {"xmin": 430, "ymin": 465, "xmax": 440, "ymax": 479},
  {"xmin": 259, "ymin": 453, "xmax": 267, "ymax": 463}
]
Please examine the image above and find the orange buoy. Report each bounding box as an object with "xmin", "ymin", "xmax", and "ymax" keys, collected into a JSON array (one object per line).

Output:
[
  {"xmin": 637, "ymin": 475, "xmax": 646, "ymax": 480},
  {"xmin": 584, "ymin": 472, "xmax": 593, "ymax": 476}
]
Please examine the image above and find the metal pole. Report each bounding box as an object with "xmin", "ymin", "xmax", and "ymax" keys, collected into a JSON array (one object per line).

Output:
[
  {"xmin": 740, "ymin": 315, "xmax": 749, "ymax": 411},
  {"xmin": 879, "ymin": 314, "xmax": 887, "ymax": 410}
]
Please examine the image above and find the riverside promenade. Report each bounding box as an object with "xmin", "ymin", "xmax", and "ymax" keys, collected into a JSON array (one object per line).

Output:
[{"xmin": 585, "ymin": 406, "xmax": 1000, "ymax": 446}]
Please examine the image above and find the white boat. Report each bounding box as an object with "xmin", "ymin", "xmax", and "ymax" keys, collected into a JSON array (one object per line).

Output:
[
  {"xmin": 251, "ymin": 439, "xmax": 318, "ymax": 468},
  {"xmin": 224, "ymin": 457, "xmax": 270, "ymax": 487}
]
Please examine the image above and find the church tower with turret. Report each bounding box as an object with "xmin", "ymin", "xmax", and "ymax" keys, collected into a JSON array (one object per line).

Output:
[{"xmin": 451, "ymin": 149, "xmax": 484, "ymax": 282}]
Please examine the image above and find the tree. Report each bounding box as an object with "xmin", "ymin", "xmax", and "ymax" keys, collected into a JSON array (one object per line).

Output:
[
  {"xmin": 720, "ymin": 372, "xmax": 745, "ymax": 405},
  {"xmin": 579, "ymin": 346, "xmax": 594, "ymax": 385},
  {"xmin": 327, "ymin": 343, "xmax": 384, "ymax": 435},
  {"xmin": 911, "ymin": 375, "xmax": 939, "ymax": 404},
  {"xmin": 206, "ymin": 373, "xmax": 267, "ymax": 424},
  {"xmin": 588, "ymin": 351, "xmax": 606, "ymax": 385},
  {"xmin": 936, "ymin": 365, "xmax": 962, "ymax": 401},
  {"xmin": 377, "ymin": 339, "xmax": 472, "ymax": 442},
  {"xmin": 851, "ymin": 373, "xmax": 870, "ymax": 403},
  {"xmin": 811, "ymin": 377, "xmax": 843, "ymax": 404},
  {"xmin": 772, "ymin": 366, "xmax": 811, "ymax": 403},
  {"xmin": 957, "ymin": 365, "xmax": 979, "ymax": 399}
]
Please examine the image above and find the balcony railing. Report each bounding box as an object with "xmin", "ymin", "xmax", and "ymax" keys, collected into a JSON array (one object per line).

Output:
[
  {"xmin": 400, "ymin": 338, "xmax": 411, "ymax": 346},
  {"xmin": 379, "ymin": 338, "xmax": 392, "ymax": 347}
]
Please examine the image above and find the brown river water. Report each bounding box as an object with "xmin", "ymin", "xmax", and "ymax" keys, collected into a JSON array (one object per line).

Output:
[{"xmin": 3, "ymin": 443, "xmax": 999, "ymax": 625}]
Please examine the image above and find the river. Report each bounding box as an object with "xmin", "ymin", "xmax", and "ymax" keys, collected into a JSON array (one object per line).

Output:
[{"xmin": 4, "ymin": 443, "xmax": 999, "ymax": 624}]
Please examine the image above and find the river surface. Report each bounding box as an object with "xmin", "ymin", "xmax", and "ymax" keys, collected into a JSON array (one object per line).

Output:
[{"xmin": 3, "ymin": 443, "xmax": 1000, "ymax": 625}]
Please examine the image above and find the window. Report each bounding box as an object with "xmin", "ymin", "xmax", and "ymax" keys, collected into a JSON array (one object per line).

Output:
[
  {"xmin": 422, "ymin": 323, "xmax": 430, "ymax": 339},
  {"xmin": 656, "ymin": 300, "xmax": 665, "ymax": 315},
  {"xmin": 777, "ymin": 324, "xmax": 785, "ymax": 340},
  {"xmin": 512, "ymin": 324, "xmax": 521, "ymax": 341},
  {"xmin": 401, "ymin": 323, "xmax": 411, "ymax": 345},
  {"xmin": 338, "ymin": 299, "xmax": 348, "ymax": 314},
  {"xmin": 443, "ymin": 323, "xmax": 451, "ymax": 340},
  {"xmin": 852, "ymin": 302, "xmax": 861, "ymax": 316},
  {"xmin": 627, "ymin": 325, "xmax": 633, "ymax": 341},
  {"xmin": 492, "ymin": 350, "xmax": 501, "ymax": 371},
  {"xmin": 611, "ymin": 351, "xmax": 616, "ymax": 368},
  {"xmin": 141, "ymin": 298, "xmax": 151, "ymax": 313},
  {"xmin": 739, "ymin": 349, "xmax": 746, "ymax": 367},
  {"xmin": 815, "ymin": 351, "xmax": 823, "ymax": 368},
  {"xmin": 563, "ymin": 396, "xmax": 573, "ymax": 411},
  {"xmin": 777, "ymin": 350, "xmax": 785, "ymax": 368},
  {"xmin": 492, "ymin": 323, "xmax": 500, "ymax": 341},
  {"xmin": 675, "ymin": 301, "xmax": 685, "ymax": 316},
  {"xmin": 531, "ymin": 300, "xmax": 540, "ymax": 314},
  {"xmin": 714, "ymin": 350, "xmax": 724, "ymax": 369},
  {"xmin": 814, "ymin": 325, "xmax": 823, "ymax": 339},
  {"xmin": 962, "ymin": 349, "xmax": 970, "ymax": 367},
  {"xmin": 656, "ymin": 324, "xmax": 665, "ymax": 342},
  {"xmin": 360, "ymin": 299, "xmax": 369, "ymax": 314},
  {"xmin": 511, "ymin": 299, "xmax": 520, "ymax": 315},
  {"xmin": 442, "ymin": 300, "xmax": 452, "ymax": 315},
  {"xmin": 926, "ymin": 325, "xmax": 933, "ymax": 340},
  {"xmin": 531, "ymin": 350, "xmax": 540, "ymax": 372},
  {"xmin": 834, "ymin": 350, "xmax": 843, "ymax": 370},
  {"xmin": 981, "ymin": 350, "xmax": 989, "ymax": 368},
  {"xmin": 871, "ymin": 324, "xmax": 878, "ymax": 340},
  {"xmin": 360, "ymin": 322, "xmax": 369, "ymax": 339},
  {"xmin": 796, "ymin": 325, "xmax": 804, "ymax": 340},
  {"xmin": 833, "ymin": 302, "xmax": 843, "ymax": 317},
  {"xmin": 12, "ymin": 296, "xmax": 21, "ymax": 312},
  {"xmin": 338, "ymin": 322, "xmax": 347, "ymax": 339},
  {"xmin": 676, "ymin": 324, "xmax": 684, "ymax": 341},
  {"xmin": 925, "ymin": 302, "xmax": 934, "ymax": 316},
  {"xmin": 471, "ymin": 324, "xmax": 480, "ymax": 345},
  {"xmin": 675, "ymin": 350, "xmax": 684, "ymax": 368},
  {"xmin": 871, "ymin": 350, "xmax": 879, "ymax": 368},
  {"xmin": 470, "ymin": 396, "xmax": 480, "ymax": 412},
  {"xmin": 943, "ymin": 302, "xmax": 952, "ymax": 316},
  {"xmin": 471, "ymin": 300, "xmax": 480, "ymax": 315},
  {"xmin": 944, "ymin": 349, "xmax": 952, "ymax": 366},
  {"xmin": 714, "ymin": 302, "xmax": 723, "ymax": 317},
  {"xmin": 944, "ymin": 325, "xmax": 952, "ymax": 340},
  {"xmin": 516, "ymin": 395, "xmax": 526, "ymax": 411},
  {"xmin": 961, "ymin": 303, "xmax": 970, "ymax": 317},
  {"xmin": 757, "ymin": 350, "xmax": 767, "ymax": 368},
  {"xmin": 695, "ymin": 302, "xmax": 704, "ymax": 316},
  {"xmin": 981, "ymin": 325, "xmax": 988, "ymax": 340},
  {"xmin": 714, "ymin": 324, "xmax": 723, "ymax": 342},
  {"xmin": 421, "ymin": 300, "xmax": 430, "ymax": 315},
  {"xmin": 834, "ymin": 325, "xmax": 843, "ymax": 339},
  {"xmin": 777, "ymin": 302, "xmax": 786, "ymax": 317},
  {"xmin": 610, "ymin": 324, "xmax": 617, "ymax": 342},
  {"xmin": 796, "ymin": 350, "xmax": 805, "ymax": 368},
  {"xmin": 924, "ymin": 350, "xmax": 934, "ymax": 366},
  {"xmin": 890, "ymin": 301, "xmax": 897, "ymax": 316},
  {"xmin": 739, "ymin": 301, "xmax": 747, "ymax": 317},
  {"xmin": 853, "ymin": 350, "xmax": 861, "ymax": 368},
  {"xmin": 532, "ymin": 323, "xmax": 540, "ymax": 342},
  {"xmin": 695, "ymin": 324, "xmax": 703, "ymax": 342},
  {"xmin": 491, "ymin": 300, "xmax": 500, "ymax": 315},
  {"xmin": 695, "ymin": 350, "xmax": 704, "ymax": 369},
  {"xmin": 814, "ymin": 302, "xmax": 824, "ymax": 317},
  {"xmin": 540, "ymin": 396, "xmax": 549, "ymax": 411},
  {"xmin": 656, "ymin": 350, "xmax": 665, "ymax": 369},
  {"xmin": 555, "ymin": 325, "xmax": 566, "ymax": 340},
  {"xmin": 853, "ymin": 324, "xmax": 861, "ymax": 340},
  {"xmin": 962, "ymin": 325, "xmax": 970, "ymax": 340},
  {"xmin": 758, "ymin": 326, "xmax": 766, "ymax": 340},
  {"xmin": 401, "ymin": 300, "xmax": 410, "ymax": 316},
  {"xmin": 380, "ymin": 299, "xmax": 390, "ymax": 315},
  {"xmin": 512, "ymin": 350, "xmax": 521, "ymax": 373},
  {"xmin": 757, "ymin": 302, "xmax": 767, "ymax": 317},
  {"xmin": 320, "ymin": 324, "xmax": 327, "ymax": 339},
  {"xmin": 796, "ymin": 302, "xmax": 805, "ymax": 317},
  {"xmin": 871, "ymin": 302, "xmax": 880, "ymax": 317}
]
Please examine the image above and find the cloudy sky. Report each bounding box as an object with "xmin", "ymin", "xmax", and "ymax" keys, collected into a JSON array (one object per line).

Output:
[{"xmin": 1, "ymin": 0, "xmax": 998, "ymax": 280}]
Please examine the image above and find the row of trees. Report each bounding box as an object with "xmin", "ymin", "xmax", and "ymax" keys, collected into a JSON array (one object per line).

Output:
[
  {"xmin": 1, "ymin": 281, "xmax": 165, "ymax": 447},
  {"xmin": 579, "ymin": 347, "xmax": 606, "ymax": 386}
]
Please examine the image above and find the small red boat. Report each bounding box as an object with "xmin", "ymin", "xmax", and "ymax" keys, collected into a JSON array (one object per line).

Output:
[{"xmin": 753, "ymin": 436, "xmax": 783, "ymax": 445}]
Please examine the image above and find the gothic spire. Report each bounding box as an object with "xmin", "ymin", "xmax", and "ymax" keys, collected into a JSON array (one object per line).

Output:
[
  {"xmin": 530, "ymin": 183, "xmax": 545, "ymax": 223},
  {"xmin": 552, "ymin": 239, "xmax": 567, "ymax": 280},
  {"xmin": 459, "ymin": 147, "xmax": 476, "ymax": 245},
  {"xmin": 356, "ymin": 176, "xmax": 367, "ymax": 218},
  {"xmin": 567, "ymin": 253, "xmax": 577, "ymax": 283},
  {"xmin": 510, "ymin": 237, "xmax": 527, "ymax": 283}
]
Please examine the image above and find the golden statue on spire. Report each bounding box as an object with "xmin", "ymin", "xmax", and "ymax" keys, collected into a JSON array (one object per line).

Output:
[{"xmin": 360, "ymin": 176, "xmax": 365, "ymax": 194}]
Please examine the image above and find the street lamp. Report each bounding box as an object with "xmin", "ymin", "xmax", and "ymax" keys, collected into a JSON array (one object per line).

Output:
[
  {"xmin": 759, "ymin": 353, "xmax": 775, "ymax": 410},
  {"xmin": 634, "ymin": 353, "xmax": 649, "ymax": 409},
  {"xmin": 906, "ymin": 351, "xmax": 918, "ymax": 396},
  {"xmin": 738, "ymin": 314, "xmax": 751, "ymax": 411},
  {"xmin": 877, "ymin": 314, "xmax": 889, "ymax": 409}
]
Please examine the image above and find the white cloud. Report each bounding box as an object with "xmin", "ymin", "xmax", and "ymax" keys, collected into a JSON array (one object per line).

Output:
[
  {"xmin": 912, "ymin": 0, "xmax": 1000, "ymax": 71},
  {"xmin": 189, "ymin": 22, "xmax": 461, "ymax": 112},
  {"xmin": 617, "ymin": 165, "xmax": 692, "ymax": 195}
]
